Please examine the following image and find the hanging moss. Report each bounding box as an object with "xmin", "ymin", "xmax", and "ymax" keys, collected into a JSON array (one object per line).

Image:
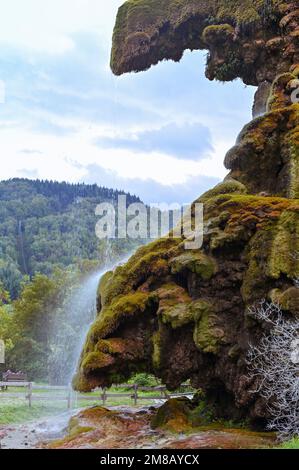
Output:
[
  {"xmin": 202, "ymin": 24, "xmax": 235, "ymax": 45},
  {"xmin": 111, "ymin": 0, "xmax": 287, "ymax": 85}
]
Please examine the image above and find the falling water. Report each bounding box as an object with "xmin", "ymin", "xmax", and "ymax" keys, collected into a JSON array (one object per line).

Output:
[
  {"xmin": 66, "ymin": 269, "xmax": 105, "ymax": 385},
  {"xmin": 47, "ymin": 269, "xmax": 104, "ymax": 386},
  {"xmin": 47, "ymin": 247, "xmax": 133, "ymax": 386}
]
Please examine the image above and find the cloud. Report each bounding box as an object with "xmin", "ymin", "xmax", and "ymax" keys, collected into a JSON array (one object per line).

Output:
[
  {"xmin": 20, "ymin": 149, "xmax": 43, "ymax": 155},
  {"xmin": 82, "ymin": 164, "xmax": 220, "ymax": 204},
  {"xmin": 0, "ymin": 0, "xmax": 122, "ymax": 54},
  {"xmin": 97, "ymin": 122, "xmax": 213, "ymax": 160},
  {"xmin": 0, "ymin": 1, "xmax": 256, "ymax": 200}
]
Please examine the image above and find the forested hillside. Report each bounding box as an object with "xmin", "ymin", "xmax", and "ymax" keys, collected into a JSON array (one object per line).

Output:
[{"xmin": 0, "ymin": 178, "xmax": 141, "ymax": 298}]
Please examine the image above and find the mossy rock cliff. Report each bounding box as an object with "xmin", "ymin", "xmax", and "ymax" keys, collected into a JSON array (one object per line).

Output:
[
  {"xmin": 110, "ymin": 0, "xmax": 298, "ymax": 116},
  {"xmin": 73, "ymin": 1, "xmax": 299, "ymax": 424},
  {"xmin": 74, "ymin": 191, "xmax": 299, "ymax": 421}
]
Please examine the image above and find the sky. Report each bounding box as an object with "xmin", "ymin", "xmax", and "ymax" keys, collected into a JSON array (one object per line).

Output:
[{"xmin": 0, "ymin": 0, "xmax": 256, "ymax": 204}]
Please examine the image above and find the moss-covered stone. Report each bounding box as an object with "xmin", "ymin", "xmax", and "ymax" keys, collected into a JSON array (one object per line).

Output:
[
  {"xmin": 88, "ymin": 291, "xmax": 156, "ymax": 341},
  {"xmin": 74, "ymin": 189, "xmax": 298, "ymax": 413},
  {"xmin": 268, "ymin": 210, "xmax": 299, "ymax": 279},
  {"xmin": 97, "ymin": 271, "xmax": 113, "ymax": 308},
  {"xmin": 193, "ymin": 301, "xmax": 223, "ymax": 354},
  {"xmin": 199, "ymin": 180, "xmax": 248, "ymax": 202},
  {"xmin": 151, "ymin": 397, "xmax": 192, "ymax": 432},
  {"xmin": 98, "ymin": 238, "xmax": 180, "ymax": 307},
  {"xmin": 202, "ymin": 24, "xmax": 235, "ymax": 45},
  {"xmin": 267, "ymin": 72, "xmax": 297, "ymax": 111},
  {"xmin": 156, "ymin": 283, "xmax": 193, "ymax": 328},
  {"xmin": 81, "ymin": 351, "xmax": 115, "ymax": 373},
  {"xmin": 152, "ymin": 327, "xmax": 163, "ymax": 369},
  {"xmin": 276, "ymin": 287, "xmax": 299, "ymax": 317},
  {"xmin": 225, "ymin": 103, "xmax": 299, "ymax": 198},
  {"xmin": 151, "ymin": 396, "xmax": 218, "ymax": 432},
  {"xmin": 170, "ymin": 252, "xmax": 216, "ymax": 280}
]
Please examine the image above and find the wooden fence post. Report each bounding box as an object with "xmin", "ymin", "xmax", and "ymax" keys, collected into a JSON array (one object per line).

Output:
[
  {"xmin": 133, "ymin": 384, "xmax": 138, "ymax": 406},
  {"xmin": 101, "ymin": 387, "xmax": 107, "ymax": 406},
  {"xmin": 28, "ymin": 382, "xmax": 32, "ymax": 408},
  {"xmin": 67, "ymin": 388, "xmax": 72, "ymax": 410}
]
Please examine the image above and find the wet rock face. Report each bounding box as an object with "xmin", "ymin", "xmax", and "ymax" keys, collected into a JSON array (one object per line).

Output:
[
  {"xmin": 252, "ymin": 81, "xmax": 272, "ymax": 117},
  {"xmin": 73, "ymin": 1, "xmax": 299, "ymax": 425},
  {"xmin": 111, "ymin": 1, "xmax": 298, "ymax": 88}
]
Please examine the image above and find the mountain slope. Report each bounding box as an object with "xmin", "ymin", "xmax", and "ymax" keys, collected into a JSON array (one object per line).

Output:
[{"xmin": 0, "ymin": 178, "xmax": 141, "ymax": 297}]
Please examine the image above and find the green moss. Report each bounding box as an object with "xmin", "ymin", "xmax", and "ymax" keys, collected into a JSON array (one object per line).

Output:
[
  {"xmin": 277, "ymin": 287, "xmax": 299, "ymax": 317},
  {"xmin": 170, "ymin": 252, "xmax": 216, "ymax": 280},
  {"xmin": 98, "ymin": 271, "xmax": 113, "ymax": 308},
  {"xmin": 289, "ymin": 140, "xmax": 299, "ymax": 199},
  {"xmin": 99, "ymin": 238, "xmax": 180, "ymax": 306},
  {"xmin": 202, "ymin": 24, "xmax": 235, "ymax": 45},
  {"xmin": 151, "ymin": 396, "xmax": 218, "ymax": 432},
  {"xmin": 151, "ymin": 397, "xmax": 192, "ymax": 432},
  {"xmin": 188, "ymin": 400, "xmax": 217, "ymax": 427},
  {"xmin": 213, "ymin": 51, "xmax": 244, "ymax": 82},
  {"xmin": 81, "ymin": 351, "xmax": 115, "ymax": 372},
  {"xmin": 199, "ymin": 180, "xmax": 248, "ymax": 202},
  {"xmin": 89, "ymin": 291, "xmax": 156, "ymax": 340},
  {"xmin": 267, "ymin": 72, "xmax": 295, "ymax": 111},
  {"xmin": 152, "ymin": 327, "xmax": 162, "ymax": 369},
  {"xmin": 201, "ymin": 194, "xmax": 296, "ymax": 256},
  {"xmin": 50, "ymin": 425, "xmax": 94, "ymax": 448},
  {"xmin": 68, "ymin": 416, "xmax": 94, "ymax": 437},
  {"xmin": 193, "ymin": 301, "xmax": 223, "ymax": 354},
  {"xmin": 74, "ymin": 177, "xmax": 298, "ymax": 394},
  {"xmin": 161, "ymin": 303, "xmax": 194, "ymax": 329},
  {"xmin": 156, "ymin": 284, "xmax": 220, "ymax": 331},
  {"xmin": 232, "ymin": 104, "xmax": 299, "ymax": 198},
  {"xmin": 240, "ymin": 206, "xmax": 299, "ymax": 304},
  {"xmin": 241, "ymin": 228, "xmax": 273, "ymax": 303},
  {"xmin": 290, "ymin": 64, "xmax": 299, "ymax": 78},
  {"xmin": 111, "ymin": 0, "xmax": 285, "ymax": 75},
  {"xmin": 268, "ymin": 210, "xmax": 299, "ymax": 280},
  {"xmin": 72, "ymin": 372, "xmax": 95, "ymax": 393}
]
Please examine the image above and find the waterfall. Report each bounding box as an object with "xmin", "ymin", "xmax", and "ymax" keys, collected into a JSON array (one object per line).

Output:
[
  {"xmin": 47, "ymin": 246, "xmax": 133, "ymax": 386},
  {"xmin": 66, "ymin": 269, "xmax": 105, "ymax": 385}
]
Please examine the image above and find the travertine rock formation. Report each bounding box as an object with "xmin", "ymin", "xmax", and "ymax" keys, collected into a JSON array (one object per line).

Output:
[
  {"xmin": 73, "ymin": 1, "xmax": 299, "ymax": 425},
  {"xmin": 111, "ymin": 0, "xmax": 299, "ymax": 116}
]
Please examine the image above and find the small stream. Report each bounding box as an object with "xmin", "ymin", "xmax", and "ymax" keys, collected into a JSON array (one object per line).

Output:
[{"xmin": 0, "ymin": 411, "xmax": 76, "ymax": 449}]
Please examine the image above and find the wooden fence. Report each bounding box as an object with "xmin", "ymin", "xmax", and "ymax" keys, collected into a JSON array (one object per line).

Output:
[{"xmin": 0, "ymin": 382, "xmax": 193, "ymax": 409}]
